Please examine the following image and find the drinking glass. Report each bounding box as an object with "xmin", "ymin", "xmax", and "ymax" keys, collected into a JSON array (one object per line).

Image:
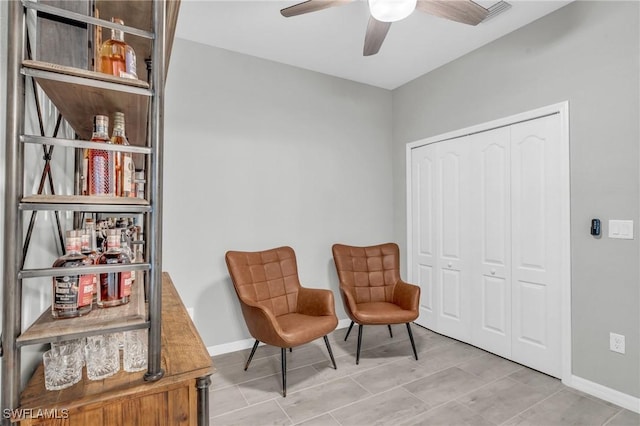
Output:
[
  {"xmin": 52, "ymin": 337, "xmax": 86, "ymax": 367},
  {"xmin": 43, "ymin": 347, "xmax": 82, "ymax": 391},
  {"xmin": 123, "ymin": 329, "xmax": 147, "ymax": 372},
  {"xmin": 113, "ymin": 331, "xmax": 124, "ymax": 350},
  {"xmin": 84, "ymin": 334, "xmax": 120, "ymax": 380}
]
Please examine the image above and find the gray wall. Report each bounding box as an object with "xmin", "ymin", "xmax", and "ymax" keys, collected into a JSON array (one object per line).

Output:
[
  {"xmin": 164, "ymin": 39, "xmax": 394, "ymax": 347},
  {"xmin": 392, "ymin": 1, "xmax": 639, "ymax": 398}
]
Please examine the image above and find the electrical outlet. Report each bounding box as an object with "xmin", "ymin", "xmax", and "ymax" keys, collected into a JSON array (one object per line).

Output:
[
  {"xmin": 610, "ymin": 332, "xmax": 625, "ymax": 354},
  {"xmin": 187, "ymin": 307, "xmax": 194, "ymax": 321}
]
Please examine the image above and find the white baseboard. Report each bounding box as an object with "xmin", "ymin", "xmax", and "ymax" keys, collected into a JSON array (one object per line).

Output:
[
  {"xmin": 567, "ymin": 375, "xmax": 640, "ymax": 413},
  {"xmin": 207, "ymin": 337, "xmax": 258, "ymax": 357},
  {"xmin": 207, "ymin": 318, "xmax": 353, "ymax": 357}
]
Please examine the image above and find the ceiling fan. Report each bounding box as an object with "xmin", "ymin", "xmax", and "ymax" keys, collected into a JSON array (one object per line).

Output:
[{"xmin": 280, "ymin": 0, "xmax": 489, "ymax": 56}]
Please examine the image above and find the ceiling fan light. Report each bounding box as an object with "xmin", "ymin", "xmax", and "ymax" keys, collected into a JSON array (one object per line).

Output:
[{"xmin": 369, "ymin": 0, "xmax": 417, "ymax": 22}]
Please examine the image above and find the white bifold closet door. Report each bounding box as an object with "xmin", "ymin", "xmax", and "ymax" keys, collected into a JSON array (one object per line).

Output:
[
  {"xmin": 411, "ymin": 114, "xmax": 562, "ymax": 378},
  {"xmin": 436, "ymin": 137, "xmax": 472, "ymax": 342},
  {"xmin": 468, "ymin": 126, "xmax": 512, "ymax": 359},
  {"xmin": 509, "ymin": 115, "xmax": 562, "ymax": 377},
  {"xmin": 410, "ymin": 135, "xmax": 472, "ymax": 342}
]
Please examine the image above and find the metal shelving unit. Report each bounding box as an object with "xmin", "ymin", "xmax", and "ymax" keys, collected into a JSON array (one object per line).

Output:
[{"xmin": 1, "ymin": 0, "xmax": 175, "ymax": 421}]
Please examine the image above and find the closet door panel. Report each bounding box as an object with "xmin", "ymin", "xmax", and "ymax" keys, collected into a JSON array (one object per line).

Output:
[
  {"xmin": 468, "ymin": 127, "xmax": 512, "ymax": 357},
  {"xmin": 441, "ymin": 269, "xmax": 462, "ymax": 319},
  {"xmin": 511, "ymin": 114, "xmax": 562, "ymax": 378},
  {"xmin": 436, "ymin": 139, "xmax": 471, "ymax": 342},
  {"xmin": 411, "ymin": 145, "xmax": 438, "ymax": 328}
]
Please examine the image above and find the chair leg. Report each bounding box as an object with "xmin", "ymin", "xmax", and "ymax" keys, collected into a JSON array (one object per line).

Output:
[
  {"xmin": 356, "ymin": 324, "xmax": 363, "ymax": 365},
  {"xmin": 406, "ymin": 322, "xmax": 418, "ymax": 360},
  {"xmin": 281, "ymin": 347, "xmax": 287, "ymax": 397},
  {"xmin": 289, "ymin": 347, "xmax": 292, "ymax": 352},
  {"xmin": 388, "ymin": 324, "xmax": 393, "ymax": 338},
  {"xmin": 244, "ymin": 340, "xmax": 260, "ymax": 371},
  {"xmin": 323, "ymin": 335, "xmax": 337, "ymax": 370},
  {"xmin": 344, "ymin": 321, "xmax": 354, "ymax": 341}
]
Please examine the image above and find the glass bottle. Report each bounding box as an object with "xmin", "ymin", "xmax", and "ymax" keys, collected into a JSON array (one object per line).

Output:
[
  {"xmin": 81, "ymin": 219, "xmax": 100, "ymax": 301},
  {"xmin": 52, "ymin": 231, "xmax": 94, "ymax": 319},
  {"xmin": 95, "ymin": 219, "xmax": 107, "ymax": 252},
  {"xmin": 88, "ymin": 115, "xmax": 115, "ymax": 196},
  {"xmin": 99, "ymin": 18, "xmax": 137, "ymax": 79},
  {"xmin": 81, "ymin": 147, "xmax": 88, "ymax": 195},
  {"xmin": 111, "ymin": 112, "xmax": 135, "ymax": 197},
  {"xmin": 97, "ymin": 229, "xmax": 132, "ymax": 308},
  {"xmin": 118, "ymin": 224, "xmax": 136, "ymax": 285}
]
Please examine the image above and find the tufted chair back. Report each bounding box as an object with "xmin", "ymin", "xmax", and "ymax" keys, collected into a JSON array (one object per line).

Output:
[
  {"xmin": 225, "ymin": 246, "xmax": 301, "ymax": 317},
  {"xmin": 332, "ymin": 243, "xmax": 401, "ymax": 304}
]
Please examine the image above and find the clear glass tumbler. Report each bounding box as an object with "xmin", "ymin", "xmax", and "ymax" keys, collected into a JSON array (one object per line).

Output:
[
  {"xmin": 43, "ymin": 347, "xmax": 83, "ymax": 391},
  {"xmin": 52, "ymin": 337, "xmax": 86, "ymax": 367},
  {"xmin": 84, "ymin": 334, "xmax": 120, "ymax": 380},
  {"xmin": 123, "ymin": 329, "xmax": 148, "ymax": 372}
]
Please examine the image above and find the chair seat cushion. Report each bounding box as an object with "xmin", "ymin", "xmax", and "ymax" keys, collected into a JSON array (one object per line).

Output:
[
  {"xmin": 351, "ymin": 302, "xmax": 418, "ymax": 325},
  {"xmin": 276, "ymin": 313, "xmax": 338, "ymax": 347}
]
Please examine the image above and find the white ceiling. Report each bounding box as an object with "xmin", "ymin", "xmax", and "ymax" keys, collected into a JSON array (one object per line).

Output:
[{"xmin": 175, "ymin": 0, "xmax": 572, "ymax": 89}]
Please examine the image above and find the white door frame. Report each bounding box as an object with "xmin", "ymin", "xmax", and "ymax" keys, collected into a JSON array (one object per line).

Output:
[{"xmin": 406, "ymin": 101, "xmax": 571, "ymax": 383}]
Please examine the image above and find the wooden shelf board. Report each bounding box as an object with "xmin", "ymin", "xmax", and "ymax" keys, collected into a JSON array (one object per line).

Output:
[
  {"xmin": 17, "ymin": 282, "xmax": 146, "ymax": 346},
  {"xmin": 18, "ymin": 273, "xmax": 214, "ymax": 413},
  {"xmin": 22, "ymin": 0, "xmax": 180, "ymax": 145},
  {"xmin": 23, "ymin": 60, "xmax": 150, "ymax": 145},
  {"xmin": 23, "ymin": 59, "xmax": 150, "ymax": 89},
  {"xmin": 21, "ymin": 194, "xmax": 150, "ymax": 208}
]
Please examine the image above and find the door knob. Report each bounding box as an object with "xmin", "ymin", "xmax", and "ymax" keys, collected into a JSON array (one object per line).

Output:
[
  {"xmin": 447, "ymin": 262, "xmax": 452, "ymax": 268},
  {"xmin": 491, "ymin": 269, "xmax": 496, "ymax": 275}
]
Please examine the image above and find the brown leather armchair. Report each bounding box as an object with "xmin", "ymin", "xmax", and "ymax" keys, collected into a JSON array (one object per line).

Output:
[
  {"xmin": 332, "ymin": 243, "xmax": 420, "ymax": 364},
  {"xmin": 225, "ymin": 246, "xmax": 338, "ymax": 396}
]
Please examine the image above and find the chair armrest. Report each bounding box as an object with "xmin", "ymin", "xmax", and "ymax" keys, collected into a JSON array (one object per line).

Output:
[
  {"xmin": 339, "ymin": 285, "xmax": 358, "ymax": 315},
  {"xmin": 393, "ymin": 280, "xmax": 420, "ymax": 312},
  {"xmin": 239, "ymin": 300, "xmax": 284, "ymax": 345},
  {"xmin": 297, "ymin": 287, "xmax": 336, "ymax": 317}
]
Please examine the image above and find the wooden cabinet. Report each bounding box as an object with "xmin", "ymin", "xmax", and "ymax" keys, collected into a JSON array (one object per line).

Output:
[
  {"xmin": 1, "ymin": 1, "xmax": 213, "ymax": 425},
  {"xmin": 17, "ymin": 274, "xmax": 214, "ymax": 426}
]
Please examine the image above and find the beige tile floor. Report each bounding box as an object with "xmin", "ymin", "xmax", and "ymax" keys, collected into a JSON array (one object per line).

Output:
[{"xmin": 209, "ymin": 325, "xmax": 639, "ymax": 426}]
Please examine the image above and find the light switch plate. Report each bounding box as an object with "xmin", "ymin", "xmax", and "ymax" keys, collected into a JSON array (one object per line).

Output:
[{"xmin": 608, "ymin": 220, "xmax": 634, "ymax": 239}]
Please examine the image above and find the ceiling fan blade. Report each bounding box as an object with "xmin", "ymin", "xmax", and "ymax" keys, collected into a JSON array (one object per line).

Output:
[
  {"xmin": 363, "ymin": 16, "xmax": 392, "ymax": 56},
  {"xmin": 416, "ymin": 0, "xmax": 488, "ymax": 25},
  {"xmin": 280, "ymin": 0, "xmax": 354, "ymax": 18}
]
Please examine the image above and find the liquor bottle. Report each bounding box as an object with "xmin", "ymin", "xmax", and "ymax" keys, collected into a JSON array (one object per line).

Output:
[
  {"xmin": 111, "ymin": 112, "xmax": 135, "ymax": 197},
  {"xmin": 81, "ymin": 147, "xmax": 88, "ymax": 195},
  {"xmin": 95, "ymin": 219, "xmax": 108, "ymax": 252},
  {"xmin": 52, "ymin": 231, "xmax": 94, "ymax": 319},
  {"xmin": 81, "ymin": 232, "xmax": 100, "ymax": 263},
  {"xmin": 88, "ymin": 115, "xmax": 115, "ymax": 196},
  {"xmin": 81, "ymin": 115, "xmax": 109, "ymax": 195},
  {"xmin": 134, "ymin": 170, "xmax": 146, "ymax": 199},
  {"xmin": 99, "ymin": 18, "xmax": 138, "ymax": 79},
  {"xmin": 118, "ymin": 224, "xmax": 136, "ymax": 285},
  {"xmin": 97, "ymin": 229, "xmax": 132, "ymax": 308},
  {"xmin": 81, "ymin": 218, "xmax": 100, "ymax": 301}
]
